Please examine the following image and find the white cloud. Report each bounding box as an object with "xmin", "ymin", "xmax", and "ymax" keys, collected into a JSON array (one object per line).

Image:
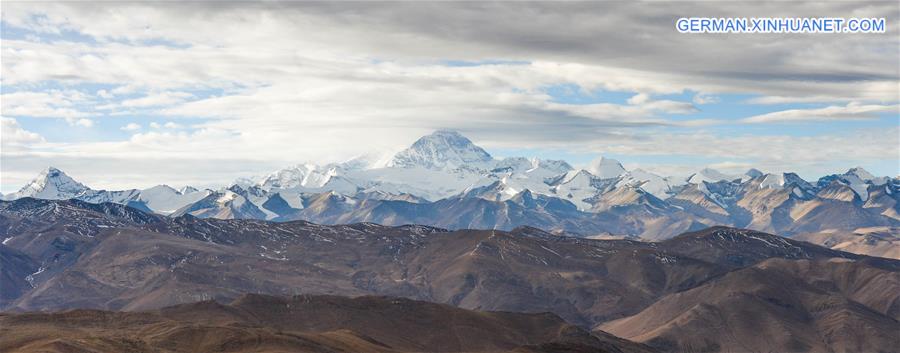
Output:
[
  {"xmin": 0, "ymin": 2, "xmax": 897, "ymax": 190},
  {"xmin": 640, "ymin": 100, "xmax": 698, "ymax": 115},
  {"xmin": 595, "ymin": 127, "xmax": 900, "ymax": 179},
  {"xmin": 71, "ymin": 118, "xmax": 94, "ymax": 127},
  {"xmin": 2, "ymin": 3, "xmax": 897, "ymax": 102},
  {"xmin": 627, "ymin": 93, "xmax": 650, "ymax": 105},
  {"xmin": 693, "ymin": 94, "xmax": 719, "ymax": 105},
  {"xmin": 705, "ymin": 161, "xmax": 755, "ymax": 173},
  {"xmin": 121, "ymin": 123, "xmax": 141, "ymax": 131},
  {"xmin": 674, "ymin": 119, "xmax": 723, "ymax": 127},
  {"xmin": 120, "ymin": 91, "xmax": 194, "ymax": 108},
  {"xmin": 742, "ymin": 103, "xmax": 897, "ymax": 124},
  {"xmin": 0, "ymin": 90, "xmax": 92, "ymax": 119},
  {"xmin": 1, "ymin": 117, "xmax": 45, "ymax": 146},
  {"xmin": 97, "ymin": 89, "xmax": 114, "ymax": 99}
]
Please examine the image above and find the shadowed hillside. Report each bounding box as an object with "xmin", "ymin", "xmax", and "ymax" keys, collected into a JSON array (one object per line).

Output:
[{"xmin": 0, "ymin": 294, "xmax": 654, "ymax": 353}]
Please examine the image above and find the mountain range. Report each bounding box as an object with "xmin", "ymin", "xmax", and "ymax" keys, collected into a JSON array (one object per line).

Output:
[
  {"xmin": 3, "ymin": 130, "xmax": 898, "ymax": 258},
  {"xmin": 0, "ymin": 198, "xmax": 897, "ymax": 353}
]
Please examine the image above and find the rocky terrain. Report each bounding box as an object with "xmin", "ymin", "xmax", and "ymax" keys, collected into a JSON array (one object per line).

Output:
[
  {"xmin": 792, "ymin": 227, "xmax": 900, "ymax": 259},
  {"xmin": 0, "ymin": 294, "xmax": 653, "ymax": 353},
  {"xmin": 1, "ymin": 198, "xmax": 897, "ymax": 353}
]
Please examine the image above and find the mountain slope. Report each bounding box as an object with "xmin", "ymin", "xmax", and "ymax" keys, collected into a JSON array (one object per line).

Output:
[
  {"xmin": 599, "ymin": 257, "xmax": 900, "ymax": 353},
  {"xmin": 171, "ymin": 190, "xmax": 268, "ymax": 219},
  {"xmin": 0, "ymin": 245, "xmax": 38, "ymax": 308},
  {"xmin": 792, "ymin": 227, "xmax": 900, "ymax": 259},
  {"xmin": 0, "ymin": 294, "xmax": 652, "ymax": 353}
]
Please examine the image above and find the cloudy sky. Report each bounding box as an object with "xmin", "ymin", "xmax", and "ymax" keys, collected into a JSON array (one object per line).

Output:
[{"xmin": 1, "ymin": 1, "xmax": 898, "ymax": 192}]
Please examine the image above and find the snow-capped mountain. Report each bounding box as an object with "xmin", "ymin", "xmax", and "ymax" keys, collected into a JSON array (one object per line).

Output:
[
  {"xmin": 545, "ymin": 170, "xmax": 616, "ymax": 210},
  {"xmin": 757, "ymin": 172, "xmax": 816, "ymax": 196},
  {"xmin": 461, "ymin": 179, "xmax": 521, "ymax": 202},
  {"xmin": 4, "ymin": 167, "xmax": 90, "ymax": 200},
  {"xmin": 491, "ymin": 156, "xmax": 572, "ymax": 176},
  {"xmin": 687, "ymin": 168, "xmax": 742, "ymax": 184},
  {"xmin": 387, "ymin": 130, "xmax": 493, "ymax": 170},
  {"xmin": 241, "ymin": 131, "xmax": 500, "ymax": 202},
  {"xmin": 616, "ymin": 168, "xmax": 680, "ymax": 200},
  {"xmin": 2, "ymin": 167, "xmax": 210, "ymax": 215},
  {"xmin": 4, "ymin": 130, "xmax": 897, "ymax": 240},
  {"xmin": 171, "ymin": 189, "xmax": 268, "ymax": 220},
  {"xmin": 244, "ymin": 132, "xmax": 654, "ymax": 208},
  {"xmin": 816, "ymin": 167, "xmax": 890, "ymax": 202},
  {"xmin": 134, "ymin": 185, "xmax": 212, "ymax": 215},
  {"xmin": 258, "ymin": 163, "xmax": 339, "ymax": 190},
  {"xmin": 586, "ymin": 157, "xmax": 627, "ymax": 179}
]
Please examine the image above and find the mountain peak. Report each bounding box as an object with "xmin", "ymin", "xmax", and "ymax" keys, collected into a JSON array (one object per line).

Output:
[
  {"xmin": 586, "ymin": 156, "xmax": 626, "ymax": 179},
  {"xmin": 258, "ymin": 163, "xmax": 336, "ymax": 190},
  {"xmin": 431, "ymin": 129, "xmax": 466, "ymax": 138},
  {"xmin": 688, "ymin": 168, "xmax": 739, "ymax": 184},
  {"xmin": 8, "ymin": 167, "xmax": 90, "ymax": 200},
  {"xmin": 461, "ymin": 179, "xmax": 524, "ymax": 201},
  {"xmin": 846, "ymin": 166, "xmax": 876, "ymax": 181},
  {"xmin": 179, "ymin": 186, "xmax": 199, "ymax": 194},
  {"xmin": 145, "ymin": 184, "xmax": 178, "ymax": 194},
  {"xmin": 388, "ymin": 130, "xmax": 493, "ymax": 170},
  {"xmin": 744, "ymin": 168, "xmax": 764, "ymax": 179}
]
